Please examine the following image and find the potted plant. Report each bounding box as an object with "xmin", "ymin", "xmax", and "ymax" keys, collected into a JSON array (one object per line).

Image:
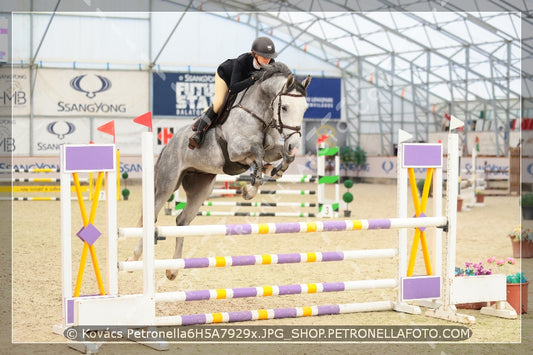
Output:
[
  {"xmin": 353, "ymin": 146, "xmax": 367, "ymax": 182},
  {"xmin": 521, "ymin": 193, "xmax": 533, "ymax": 219},
  {"xmin": 121, "ymin": 188, "xmax": 130, "ymax": 200},
  {"xmin": 507, "ymin": 225, "xmax": 533, "ymax": 258},
  {"xmin": 454, "ymin": 259, "xmax": 493, "ymax": 309},
  {"xmin": 487, "ymin": 257, "xmax": 528, "ymax": 314},
  {"xmin": 165, "ymin": 193, "xmax": 175, "ymax": 215},
  {"xmin": 339, "ymin": 146, "xmax": 355, "ymax": 180},
  {"xmin": 343, "ymin": 179, "xmax": 354, "ymax": 217},
  {"xmin": 476, "ymin": 189, "xmax": 485, "ymax": 203}
]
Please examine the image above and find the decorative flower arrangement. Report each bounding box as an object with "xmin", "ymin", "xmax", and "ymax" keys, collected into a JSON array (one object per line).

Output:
[
  {"xmin": 456, "ymin": 256, "xmax": 527, "ymax": 284},
  {"xmin": 486, "ymin": 256, "xmax": 527, "ymax": 284},
  {"xmin": 507, "ymin": 225, "xmax": 533, "ymax": 242},
  {"xmin": 455, "ymin": 261, "xmax": 492, "ymax": 276}
]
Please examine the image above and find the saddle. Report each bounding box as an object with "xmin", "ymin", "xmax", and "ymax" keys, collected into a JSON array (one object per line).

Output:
[{"xmin": 191, "ymin": 91, "xmax": 238, "ymax": 132}]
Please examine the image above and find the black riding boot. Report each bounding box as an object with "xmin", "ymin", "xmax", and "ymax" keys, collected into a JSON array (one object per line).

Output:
[{"xmin": 188, "ymin": 106, "xmax": 216, "ymax": 149}]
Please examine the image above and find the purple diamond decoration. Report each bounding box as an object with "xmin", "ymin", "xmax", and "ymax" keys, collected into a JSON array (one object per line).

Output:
[
  {"xmin": 77, "ymin": 223, "xmax": 101, "ymax": 246},
  {"xmin": 414, "ymin": 212, "xmax": 427, "ymax": 232}
]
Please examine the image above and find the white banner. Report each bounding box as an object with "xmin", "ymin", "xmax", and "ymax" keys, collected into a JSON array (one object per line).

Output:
[
  {"xmin": 33, "ymin": 69, "xmax": 148, "ymax": 117},
  {"xmin": 0, "ymin": 67, "xmax": 30, "ymax": 116},
  {"xmin": 32, "ymin": 117, "xmax": 91, "ymax": 156}
]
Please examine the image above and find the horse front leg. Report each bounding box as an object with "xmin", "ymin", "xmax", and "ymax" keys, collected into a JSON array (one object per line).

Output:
[
  {"xmin": 241, "ymin": 146, "xmax": 264, "ymax": 200},
  {"xmin": 267, "ymin": 151, "xmax": 296, "ymax": 179}
]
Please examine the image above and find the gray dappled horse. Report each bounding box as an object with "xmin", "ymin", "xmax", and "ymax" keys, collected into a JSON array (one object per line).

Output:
[{"xmin": 130, "ymin": 62, "xmax": 311, "ymax": 280}]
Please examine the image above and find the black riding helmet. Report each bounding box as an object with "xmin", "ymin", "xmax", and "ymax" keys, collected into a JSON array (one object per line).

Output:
[{"xmin": 251, "ymin": 37, "xmax": 278, "ymax": 59}]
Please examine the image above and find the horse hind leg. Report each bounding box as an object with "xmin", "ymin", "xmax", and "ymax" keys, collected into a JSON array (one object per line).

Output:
[
  {"xmin": 166, "ymin": 172, "xmax": 217, "ymax": 280},
  {"xmin": 127, "ymin": 168, "xmax": 181, "ymax": 264}
]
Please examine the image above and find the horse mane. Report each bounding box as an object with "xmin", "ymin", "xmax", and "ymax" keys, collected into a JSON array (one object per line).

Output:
[{"xmin": 258, "ymin": 62, "xmax": 308, "ymax": 96}]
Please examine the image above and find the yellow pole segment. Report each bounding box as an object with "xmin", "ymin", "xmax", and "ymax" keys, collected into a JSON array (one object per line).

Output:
[
  {"xmin": 89, "ymin": 244, "xmax": 106, "ymax": 295},
  {"xmin": 407, "ymin": 228, "xmax": 421, "ymax": 276},
  {"xmin": 73, "ymin": 173, "xmax": 88, "ymax": 226},
  {"xmin": 89, "ymin": 172, "xmax": 93, "ymax": 201},
  {"xmin": 73, "ymin": 243, "xmax": 89, "ymax": 297}
]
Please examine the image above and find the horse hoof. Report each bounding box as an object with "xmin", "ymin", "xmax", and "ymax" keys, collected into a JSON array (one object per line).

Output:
[
  {"xmin": 242, "ymin": 185, "xmax": 258, "ymax": 200},
  {"xmin": 166, "ymin": 269, "xmax": 177, "ymax": 280}
]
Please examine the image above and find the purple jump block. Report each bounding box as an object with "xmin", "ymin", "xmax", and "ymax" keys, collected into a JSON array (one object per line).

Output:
[
  {"xmin": 321, "ymin": 251, "xmax": 344, "ymax": 262},
  {"xmin": 402, "ymin": 144, "xmax": 442, "ymax": 168},
  {"xmin": 76, "ymin": 223, "xmax": 101, "ymax": 246},
  {"xmin": 183, "ymin": 258, "xmax": 210, "ymax": 269},
  {"xmin": 226, "ymin": 224, "xmax": 252, "ymax": 235},
  {"xmin": 63, "ymin": 145, "xmax": 115, "ymax": 172},
  {"xmin": 402, "ymin": 276, "xmax": 441, "ymax": 300},
  {"xmin": 414, "ymin": 212, "xmax": 427, "ymax": 232},
  {"xmin": 323, "ymin": 220, "xmax": 350, "ymax": 231}
]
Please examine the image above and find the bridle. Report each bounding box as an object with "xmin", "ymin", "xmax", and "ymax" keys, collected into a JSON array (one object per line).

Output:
[{"xmin": 232, "ymin": 78, "xmax": 304, "ymax": 141}]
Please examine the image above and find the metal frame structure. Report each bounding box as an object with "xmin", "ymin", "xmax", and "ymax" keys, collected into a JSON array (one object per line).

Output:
[{"xmin": 9, "ymin": 0, "xmax": 531, "ymax": 156}]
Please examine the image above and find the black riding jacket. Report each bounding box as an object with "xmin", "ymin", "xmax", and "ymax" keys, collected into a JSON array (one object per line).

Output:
[{"xmin": 217, "ymin": 52, "xmax": 275, "ymax": 93}]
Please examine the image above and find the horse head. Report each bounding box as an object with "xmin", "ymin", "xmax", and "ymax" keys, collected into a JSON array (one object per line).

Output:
[{"xmin": 258, "ymin": 63, "xmax": 311, "ymax": 159}]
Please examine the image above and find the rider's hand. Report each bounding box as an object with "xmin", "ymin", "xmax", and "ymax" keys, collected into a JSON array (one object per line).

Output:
[{"xmin": 252, "ymin": 70, "xmax": 265, "ymax": 81}]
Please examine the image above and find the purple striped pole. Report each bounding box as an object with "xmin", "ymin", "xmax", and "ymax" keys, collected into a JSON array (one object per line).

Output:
[
  {"xmin": 155, "ymin": 301, "xmax": 393, "ymax": 326},
  {"xmin": 155, "ymin": 279, "xmax": 396, "ymax": 302},
  {"xmin": 118, "ymin": 249, "xmax": 396, "ymax": 272},
  {"xmin": 145, "ymin": 216, "xmax": 447, "ymax": 239}
]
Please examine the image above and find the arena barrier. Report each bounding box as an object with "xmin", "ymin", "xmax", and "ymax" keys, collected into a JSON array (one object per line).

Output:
[
  {"xmin": 1, "ymin": 150, "xmax": 121, "ymax": 201},
  {"xmin": 55, "ymin": 118, "xmax": 516, "ymax": 339},
  {"xmin": 173, "ymin": 142, "xmax": 339, "ymax": 218}
]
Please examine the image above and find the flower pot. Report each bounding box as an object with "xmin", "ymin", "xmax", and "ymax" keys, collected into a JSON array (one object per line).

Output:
[
  {"xmin": 455, "ymin": 302, "xmax": 486, "ymax": 310},
  {"xmin": 123, "ymin": 195, "xmax": 129, "ymax": 200},
  {"xmin": 522, "ymin": 206, "xmax": 533, "ymax": 220},
  {"xmin": 344, "ymin": 210, "xmax": 351, "ymax": 217},
  {"xmin": 510, "ymin": 238, "xmax": 533, "ymax": 258},
  {"xmin": 506, "ymin": 281, "xmax": 529, "ymax": 314},
  {"xmin": 457, "ymin": 198, "xmax": 463, "ymax": 212},
  {"xmin": 476, "ymin": 194, "xmax": 484, "ymax": 203}
]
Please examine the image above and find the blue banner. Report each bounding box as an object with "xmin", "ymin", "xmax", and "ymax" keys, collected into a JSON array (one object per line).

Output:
[
  {"xmin": 153, "ymin": 72, "xmax": 214, "ymax": 117},
  {"xmin": 153, "ymin": 72, "xmax": 341, "ymax": 119},
  {"xmin": 304, "ymin": 77, "xmax": 341, "ymax": 119}
]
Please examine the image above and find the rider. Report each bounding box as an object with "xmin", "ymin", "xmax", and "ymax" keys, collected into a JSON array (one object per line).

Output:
[{"xmin": 188, "ymin": 36, "xmax": 278, "ymax": 149}]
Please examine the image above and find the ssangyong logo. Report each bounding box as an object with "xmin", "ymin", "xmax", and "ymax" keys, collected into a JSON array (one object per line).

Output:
[
  {"xmin": 58, "ymin": 73, "xmax": 126, "ymax": 113},
  {"xmin": 70, "ymin": 74, "xmax": 112, "ymax": 99},
  {"xmin": 47, "ymin": 121, "xmax": 76, "ymax": 139}
]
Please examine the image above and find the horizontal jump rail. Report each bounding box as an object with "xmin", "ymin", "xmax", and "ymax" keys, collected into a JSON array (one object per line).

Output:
[
  {"xmin": 155, "ymin": 279, "xmax": 398, "ymax": 302},
  {"xmin": 4, "ymin": 178, "xmax": 89, "ymax": 183},
  {"xmin": 1, "ymin": 196, "xmax": 90, "ymax": 201},
  {"xmin": 194, "ymin": 211, "xmax": 316, "ymax": 217},
  {"xmin": 118, "ymin": 216, "xmax": 447, "ymax": 239},
  {"xmin": 0, "ymin": 168, "xmax": 61, "ymax": 173},
  {"xmin": 211, "ymin": 189, "xmax": 316, "ymax": 195},
  {"xmin": 118, "ymin": 248, "xmax": 397, "ymax": 272},
  {"xmin": 155, "ymin": 301, "xmax": 395, "ymax": 326},
  {"xmin": 175, "ymin": 201, "xmax": 317, "ymax": 209},
  {"xmin": 216, "ymin": 174, "xmax": 317, "ymax": 183}
]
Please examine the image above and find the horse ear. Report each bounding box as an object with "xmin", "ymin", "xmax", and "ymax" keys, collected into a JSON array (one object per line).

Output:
[
  {"xmin": 286, "ymin": 74, "xmax": 295, "ymax": 88},
  {"xmin": 302, "ymin": 75, "xmax": 311, "ymax": 89}
]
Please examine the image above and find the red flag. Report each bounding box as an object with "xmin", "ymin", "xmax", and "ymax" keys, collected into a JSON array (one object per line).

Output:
[
  {"xmin": 97, "ymin": 120, "xmax": 115, "ymax": 143},
  {"xmin": 133, "ymin": 111, "xmax": 152, "ymax": 132}
]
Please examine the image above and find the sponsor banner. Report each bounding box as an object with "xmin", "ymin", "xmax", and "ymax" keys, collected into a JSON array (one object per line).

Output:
[
  {"xmin": 8, "ymin": 154, "xmax": 510, "ymax": 181},
  {"xmin": 33, "ymin": 69, "xmax": 148, "ymax": 117},
  {"xmin": 31, "ymin": 118, "xmax": 90, "ymax": 156},
  {"xmin": 5, "ymin": 117, "xmax": 29, "ymax": 155},
  {"xmin": 152, "ymin": 71, "xmax": 341, "ymax": 120},
  {"xmin": 0, "ymin": 67, "xmax": 30, "ymax": 116},
  {"xmin": 522, "ymin": 158, "xmax": 533, "ymax": 183},
  {"xmin": 153, "ymin": 72, "xmax": 214, "ymax": 117},
  {"xmin": 304, "ymin": 77, "xmax": 341, "ymax": 119}
]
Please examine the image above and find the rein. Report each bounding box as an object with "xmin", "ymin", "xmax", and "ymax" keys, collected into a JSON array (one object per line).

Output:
[{"xmin": 231, "ymin": 79, "xmax": 304, "ymax": 140}]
